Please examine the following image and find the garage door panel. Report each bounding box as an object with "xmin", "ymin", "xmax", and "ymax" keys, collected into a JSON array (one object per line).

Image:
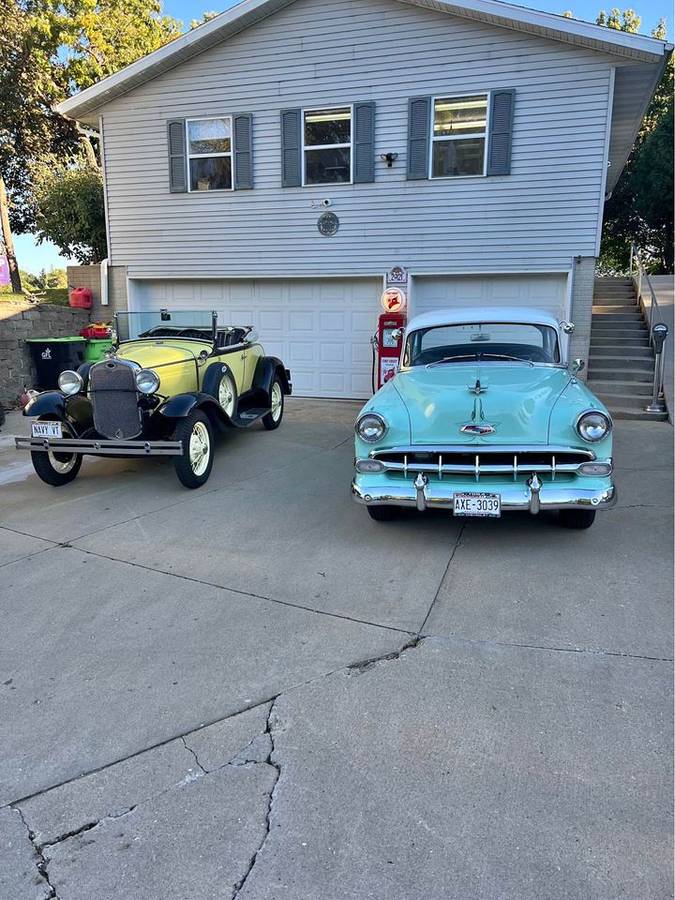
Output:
[
  {"xmin": 132, "ymin": 277, "xmax": 380, "ymax": 399},
  {"xmin": 413, "ymin": 274, "xmax": 567, "ymax": 320}
]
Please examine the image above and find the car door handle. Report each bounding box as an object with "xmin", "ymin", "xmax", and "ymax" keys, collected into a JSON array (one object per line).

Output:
[{"xmin": 240, "ymin": 353, "xmax": 246, "ymax": 359}]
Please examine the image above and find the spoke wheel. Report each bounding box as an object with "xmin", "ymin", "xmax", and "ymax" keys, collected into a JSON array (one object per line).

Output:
[
  {"xmin": 189, "ymin": 421, "xmax": 211, "ymax": 477},
  {"xmin": 218, "ymin": 373, "xmax": 237, "ymax": 418},
  {"xmin": 262, "ymin": 376, "xmax": 284, "ymax": 431},
  {"xmin": 173, "ymin": 410, "xmax": 214, "ymax": 489},
  {"xmin": 30, "ymin": 418, "xmax": 82, "ymax": 487}
]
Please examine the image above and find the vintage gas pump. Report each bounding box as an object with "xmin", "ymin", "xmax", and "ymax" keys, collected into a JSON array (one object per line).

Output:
[{"xmin": 372, "ymin": 287, "xmax": 407, "ymax": 390}]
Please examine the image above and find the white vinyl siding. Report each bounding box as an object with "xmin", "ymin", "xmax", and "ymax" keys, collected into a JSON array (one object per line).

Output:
[{"xmin": 99, "ymin": 0, "xmax": 615, "ymax": 276}]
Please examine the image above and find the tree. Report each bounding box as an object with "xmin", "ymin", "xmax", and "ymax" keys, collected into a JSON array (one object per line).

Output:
[
  {"xmin": 0, "ymin": 0, "xmax": 183, "ymax": 282},
  {"xmin": 33, "ymin": 163, "xmax": 108, "ymax": 264},
  {"xmin": 597, "ymin": 13, "xmax": 673, "ymax": 273}
]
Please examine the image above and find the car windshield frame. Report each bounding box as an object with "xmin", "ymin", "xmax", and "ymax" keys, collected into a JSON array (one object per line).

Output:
[
  {"xmin": 403, "ymin": 321, "xmax": 561, "ymax": 368},
  {"xmin": 114, "ymin": 310, "xmax": 219, "ymax": 345}
]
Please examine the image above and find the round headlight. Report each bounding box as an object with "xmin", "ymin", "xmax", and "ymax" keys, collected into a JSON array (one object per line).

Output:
[
  {"xmin": 135, "ymin": 369, "xmax": 160, "ymax": 395},
  {"xmin": 356, "ymin": 413, "xmax": 388, "ymax": 443},
  {"xmin": 58, "ymin": 370, "xmax": 83, "ymax": 396},
  {"xmin": 576, "ymin": 410, "xmax": 612, "ymax": 442}
]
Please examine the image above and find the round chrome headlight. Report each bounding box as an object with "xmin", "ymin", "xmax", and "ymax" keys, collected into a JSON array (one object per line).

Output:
[
  {"xmin": 576, "ymin": 410, "xmax": 612, "ymax": 442},
  {"xmin": 355, "ymin": 412, "xmax": 388, "ymax": 443},
  {"xmin": 58, "ymin": 370, "xmax": 83, "ymax": 396},
  {"xmin": 135, "ymin": 369, "xmax": 160, "ymax": 395}
]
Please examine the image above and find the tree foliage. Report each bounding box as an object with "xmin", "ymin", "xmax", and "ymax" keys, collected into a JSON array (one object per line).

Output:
[
  {"xmin": 33, "ymin": 163, "xmax": 108, "ymax": 263},
  {"xmin": 0, "ymin": 0, "xmax": 182, "ymax": 242},
  {"xmin": 596, "ymin": 11, "xmax": 673, "ymax": 273}
]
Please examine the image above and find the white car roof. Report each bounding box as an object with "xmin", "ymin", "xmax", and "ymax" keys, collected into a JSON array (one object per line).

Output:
[{"xmin": 404, "ymin": 307, "xmax": 562, "ymax": 336}]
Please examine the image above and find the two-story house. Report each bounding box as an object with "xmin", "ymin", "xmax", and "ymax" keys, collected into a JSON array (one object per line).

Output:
[{"xmin": 58, "ymin": 0, "xmax": 671, "ymax": 399}]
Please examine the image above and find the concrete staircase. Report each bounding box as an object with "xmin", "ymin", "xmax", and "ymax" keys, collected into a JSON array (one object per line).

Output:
[{"xmin": 587, "ymin": 277, "xmax": 666, "ymax": 421}]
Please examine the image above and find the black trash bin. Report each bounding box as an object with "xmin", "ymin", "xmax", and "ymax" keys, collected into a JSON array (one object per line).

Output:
[{"xmin": 26, "ymin": 337, "xmax": 87, "ymax": 391}]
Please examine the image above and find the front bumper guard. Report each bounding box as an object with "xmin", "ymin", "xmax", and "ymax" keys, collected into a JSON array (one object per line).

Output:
[
  {"xmin": 15, "ymin": 437, "xmax": 183, "ymax": 457},
  {"xmin": 352, "ymin": 473, "xmax": 617, "ymax": 514}
]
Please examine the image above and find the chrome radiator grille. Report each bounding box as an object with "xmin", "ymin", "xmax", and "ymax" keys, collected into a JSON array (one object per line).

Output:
[
  {"xmin": 90, "ymin": 360, "xmax": 142, "ymax": 440},
  {"xmin": 371, "ymin": 445, "xmax": 594, "ymax": 481}
]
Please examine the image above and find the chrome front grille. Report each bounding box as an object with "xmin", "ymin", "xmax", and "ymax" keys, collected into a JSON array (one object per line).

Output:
[
  {"xmin": 90, "ymin": 360, "xmax": 142, "ymax": 440},
  {"xmin": 371, "ymin": 445, "xmax": 594, "ymax": 481}
]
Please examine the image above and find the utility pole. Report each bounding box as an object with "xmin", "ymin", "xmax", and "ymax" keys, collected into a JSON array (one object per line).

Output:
[{"xmin": 0, "ymin": 175, "xmax": 22, "ymax": 294}]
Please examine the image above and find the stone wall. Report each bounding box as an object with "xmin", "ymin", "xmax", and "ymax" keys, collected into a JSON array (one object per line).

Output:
[
  {"xmin": 0, "ymin": 300, "xmax": 89, "ymax": 407},
  {"xmin": 66, "ymin": 264, "xmax": 129, "ymax": 321},
  {"xmin": 568, "ymin": 256, "xmax": 596, "ymax": 380}
]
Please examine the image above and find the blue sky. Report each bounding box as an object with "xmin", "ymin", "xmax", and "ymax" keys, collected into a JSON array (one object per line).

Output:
[{"xmin": 16, "ymin": 0, "xmax": 670, "ymax": 274}]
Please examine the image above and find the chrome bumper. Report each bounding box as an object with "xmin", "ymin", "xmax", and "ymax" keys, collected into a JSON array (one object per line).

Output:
[
  {"xmin": 352, "ymin": 474, "xmax": 617, "ymax": 514},
  {"xmin": 15, "ymin": 437, "xmax": 183, "ymax": 457}
]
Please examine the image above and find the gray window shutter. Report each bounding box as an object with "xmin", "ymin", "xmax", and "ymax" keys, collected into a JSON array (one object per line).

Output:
[
  {"xmin": 407, "ymin": 97, "xmax": 431, "ymax": 180},
  {"xmin": 167, "ymin": 119, "xmax": 187, "ymax": 193},
  {"xmin": 280, "ymin": 109, "xmax": 302, "ymax": 187},
  {"xmin": 353, "ymin": 101, "xmax": 375, "ymax": 184},
  {"xmin": 487, "ymin": 89, "xmax": 515, "ymax": 176},
  {"xmin": 233, "ymin": 113, "xmax": 253, "ymax": 190}
]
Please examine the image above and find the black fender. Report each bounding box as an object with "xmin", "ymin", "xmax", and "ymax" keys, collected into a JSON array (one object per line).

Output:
[
  {"xmin": 23, "ymin": 391, "xmax": 66, "ymax": 420},
  {"xmin": 201, "ymin": 361, "xmax": 235, "ymax": 400},
  {"xmin": 76, "ymin": 361, "xmax": 94, "ymax": 391},
  {"xmin": 253, "ymin": 357, "xmax": 292, "ymax": 397},
  {"xmin": 157, "ymin": 392, "xmax": 231, "ymax": 430},
  {"xmin": 22, "ymin": 391, "xmax": 93, "ymax": 433}
]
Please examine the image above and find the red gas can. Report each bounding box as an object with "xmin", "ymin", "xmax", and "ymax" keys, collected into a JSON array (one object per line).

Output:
[{"xmin": 69, "ymin": 287, "xmax": 93, "ymax": 309}]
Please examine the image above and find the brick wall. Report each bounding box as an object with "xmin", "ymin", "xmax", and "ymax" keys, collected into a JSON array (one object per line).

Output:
[
  {"xmin": 568, "ymin": 256, "xmax": 595, "ymax": 380},
  {"xmin": 0, "ymin": 301, "xmax": 89, "ymax": 407}
]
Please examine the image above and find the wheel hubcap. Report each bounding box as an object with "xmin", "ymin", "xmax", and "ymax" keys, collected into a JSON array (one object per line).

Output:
[
  {"xmin": 219, "ymin": 376, "xmax": 235, "ymax": 416},
  {"xmin": 271, "ymin": 383, "xmax": 282, "ymax": 421},
  {"xmin": 189, "ymin": 421, "xmax": 210, "ymax": 476}
]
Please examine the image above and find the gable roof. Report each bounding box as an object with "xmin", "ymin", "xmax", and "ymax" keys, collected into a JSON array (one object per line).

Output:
[{"xmin": 57, "ymin": 0, "xmax": 671, "ymax": 191}]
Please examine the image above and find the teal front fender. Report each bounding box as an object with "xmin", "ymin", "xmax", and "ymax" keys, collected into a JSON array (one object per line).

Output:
[
  {"xmin": 548, "ymin": 378, "xmax": 613, "ymax": 458},
  {"xmin": 354, "ymin": 379, "xmax": 411, "ymax": 458}
]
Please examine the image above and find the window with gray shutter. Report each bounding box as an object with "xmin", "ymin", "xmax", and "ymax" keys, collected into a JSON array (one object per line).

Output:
[
  {"xmin": 487, "ymin": 89, "xmax": 515, "ymax": 176},
  {"xmin": 353, "ymin": 101, "xmax": 375, "ymax": 184},
  {"xmin": 233, "ymin": 114, "xmax": 253, "ymax": 189},
  {"xmin": 167, "ymin": 119, "xmax": 187, "ymax": 193},
  {"xmin": 281, "ymin": 109, "xmax": 302, "ymax": 187},
  {"xmin": 407, "ymin": 97, "xmax": 431, "ymax": 180}
]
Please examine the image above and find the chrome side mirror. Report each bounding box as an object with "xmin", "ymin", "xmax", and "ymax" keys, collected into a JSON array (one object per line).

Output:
[
  {"xmin": 560, "ymin": 321, "xmax": 575, "ymax": 334},
  {"xmin": 390, "ymin": 328, "xmax": 403, "ymax": 342},
  {"xmin": 571, "ymin": 358, "xmax": 585, "ymax": 374}
]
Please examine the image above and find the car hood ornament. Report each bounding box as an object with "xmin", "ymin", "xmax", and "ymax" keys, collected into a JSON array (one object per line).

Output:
[
  {"xmin": 460, "ymin": 395, "xmax": 497, "ymax": 435},
  {"xmin": 468, "ymin": 378, "xmax": 487, "ymax": 395}
]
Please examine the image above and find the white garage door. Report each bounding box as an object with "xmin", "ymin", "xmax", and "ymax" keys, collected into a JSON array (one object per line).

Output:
[
  {"xmin": 131, "ymin": 278, "xmax": 381, "ymax": 399},
  {"xmin": 413, "ymin": 274, "xmax": 569, "ymax": 320}
]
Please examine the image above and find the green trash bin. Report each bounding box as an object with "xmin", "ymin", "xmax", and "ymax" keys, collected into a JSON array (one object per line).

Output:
[
  {"xmin": 26, "ymin": 337, "xmax": 87, "ymax": 391},
  {"xmin": 84, "ymin": 338, "xmax": 113, "ymax": 363}
]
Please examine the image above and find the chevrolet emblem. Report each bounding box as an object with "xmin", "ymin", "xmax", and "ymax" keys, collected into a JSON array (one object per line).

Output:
[{"xmin": 460, "ymin": 423, "xmax": 496, "ymax": 435}]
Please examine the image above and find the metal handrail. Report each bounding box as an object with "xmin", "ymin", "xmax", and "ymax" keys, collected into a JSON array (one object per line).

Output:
[
  {"xmin": 629, "ymin": 243, "xmax": 662, "ymax": 341},
  {"xmin": 629, "ymin": 243, "xmax": 668, "ymax": 413}
]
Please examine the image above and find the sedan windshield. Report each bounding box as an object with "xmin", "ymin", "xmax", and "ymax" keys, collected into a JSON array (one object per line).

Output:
[{"xmin": 404, "ymin": 322, "xmax": 560, "ymax": 367}]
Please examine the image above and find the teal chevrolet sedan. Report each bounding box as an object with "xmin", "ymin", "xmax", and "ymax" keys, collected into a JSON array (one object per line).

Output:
[{"xmin": 352, "ymin": 308, "xmax": 616, "ymax": 529}]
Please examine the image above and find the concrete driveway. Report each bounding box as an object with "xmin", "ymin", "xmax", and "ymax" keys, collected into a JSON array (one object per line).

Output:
[{"xmin": 1, "ymin": 399, "xmax": 672, "ymax": 899}]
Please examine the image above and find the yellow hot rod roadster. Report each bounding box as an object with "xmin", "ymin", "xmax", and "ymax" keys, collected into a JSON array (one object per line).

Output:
[{"xmin": 16, "ymin": 310, "xmax": 292, "ymax": 488}]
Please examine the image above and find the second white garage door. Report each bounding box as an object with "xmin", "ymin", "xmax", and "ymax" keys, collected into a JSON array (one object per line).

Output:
[
  {"xmin": 412, "ymin": 274, "xmax": 569, "ymax": 319},
  {"xmin": 131, "ymin": 277, "xmax": 381, "ymax": 399}
]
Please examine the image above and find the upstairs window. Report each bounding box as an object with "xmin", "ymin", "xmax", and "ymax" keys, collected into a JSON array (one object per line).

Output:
[
  {"xmin": 187, "ymin": 117, "xmax": 233, "ymax": 191},
  {"xmin": 431, "ymin": 95, "xmax": 488, "ymax": 178},
  {"xmin": 303, "ymin": 106, "xmax": 352, "ymax": 185}
]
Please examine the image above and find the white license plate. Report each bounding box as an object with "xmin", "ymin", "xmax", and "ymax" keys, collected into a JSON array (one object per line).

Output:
[
  {"xmin": 31, "ymin": 422, "xmax": 62, "ymax": 439},
  {"xmin": 453, "ymin": 492, "xmax": 501, "ymax": 517}
]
